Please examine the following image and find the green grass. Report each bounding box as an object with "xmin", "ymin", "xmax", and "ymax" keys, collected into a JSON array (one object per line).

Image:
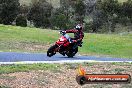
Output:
[
  {"xmin": 0, "ymin": 86, "xmax": 11, "ymax": 88},
  {"xmin": 0, "ymin": 24, "xmax": 132, "ymax": 58},
  {"xmin": 0, "ymin": 62, "xmax": 131, "ymax": 74},
  {"xmin": 0, "ymin": 64, "xmax": 60, "ymax": 74},
  {"xmin": 80, "ymin": 33, "xmax": 132, "ymax": 58},
  {"xmin": 0, "ymin": 24, "xmax": 59, "ymax": 52}
]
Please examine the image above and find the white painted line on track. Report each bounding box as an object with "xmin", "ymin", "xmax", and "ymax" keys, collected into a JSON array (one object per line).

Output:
[{"xmin": 0, "ymin": 60, "xmax": 132, "ymax": 64}]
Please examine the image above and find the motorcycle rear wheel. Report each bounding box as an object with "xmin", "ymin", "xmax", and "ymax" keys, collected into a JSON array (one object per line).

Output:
[
  {"xmin": 66, "ymin": 47, "xmax": 78, "ymax": 58},
  {"xmin": 47, "ymin": 45, "xmax": 58, "ymax": 57}
]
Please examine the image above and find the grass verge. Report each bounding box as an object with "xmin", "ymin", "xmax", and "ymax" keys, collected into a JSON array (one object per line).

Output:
[
  {"xmin": 1, "ymin": 62, "xmax": 131, "ymax": 74},
  {"xmin": 0, "ymin": 64, "xmax": 60, "ymax": 74}
]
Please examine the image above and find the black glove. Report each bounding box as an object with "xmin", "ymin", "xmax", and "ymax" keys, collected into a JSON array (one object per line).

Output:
[{"xmin": 60, "ymin": 30, "xmax": 66, "ymax": 34}]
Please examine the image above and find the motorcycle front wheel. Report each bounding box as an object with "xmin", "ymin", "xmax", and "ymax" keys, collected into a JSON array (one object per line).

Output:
[{"xmin": 47, "ymin": 45, "xmax": 58, "ymax": 57}]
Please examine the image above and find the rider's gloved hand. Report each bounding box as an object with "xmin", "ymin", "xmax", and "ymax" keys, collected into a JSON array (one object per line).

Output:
[{"xmin": 60, "ymin": 30, "xmax": 66, "ymax": 34}]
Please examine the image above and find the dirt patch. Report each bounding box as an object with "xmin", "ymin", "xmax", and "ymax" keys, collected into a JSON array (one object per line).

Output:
[
  {"xmin": 14, "ymin": 42, "xmax": 53, "ymax": 52},
  {"xmin": 22, "ymin": 44, "xmax": 50, "ymax": 51},
  {"xmin": 0, "ymin": 63, "xmax": 132, "ymax": 88}
]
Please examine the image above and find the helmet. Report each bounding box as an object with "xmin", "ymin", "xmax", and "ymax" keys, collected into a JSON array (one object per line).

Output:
[{"xmin": 75, "ymin": 24, "xmax": 82, "ymax": 30}]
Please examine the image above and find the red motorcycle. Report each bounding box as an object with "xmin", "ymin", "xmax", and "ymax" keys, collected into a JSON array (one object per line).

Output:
[{"xmin": 47, "ymin": 31, "xmax": 83, "ymax": 57}]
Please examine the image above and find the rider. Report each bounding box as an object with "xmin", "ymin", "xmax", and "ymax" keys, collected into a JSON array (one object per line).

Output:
[
  {"xmin": 60, "ymin": 24, "xmax": 84, "ymax": 55},
  {"xmin": 63, "ymin": 24, "xmax": 84, "ymax": 47}
]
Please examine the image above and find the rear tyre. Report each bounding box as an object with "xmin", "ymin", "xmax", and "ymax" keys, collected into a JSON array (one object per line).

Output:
[
  {"xmin": 66, "ymin": 47, "xmax": 78, "ymax": 58},
  {"xmin": 47, "ymin": 45, "xmax": 57, "ymax": 57}
]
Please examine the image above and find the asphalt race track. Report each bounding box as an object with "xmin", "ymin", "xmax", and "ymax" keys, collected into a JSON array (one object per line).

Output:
[{"xmin": 0, "ymin": 52, "xmax": 132, "ymax": 64}]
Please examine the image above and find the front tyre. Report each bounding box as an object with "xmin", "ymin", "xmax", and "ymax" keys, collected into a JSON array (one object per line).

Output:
[{"xmin": 47, "ymin": 45, "xmax": 57, "ymax": 57}]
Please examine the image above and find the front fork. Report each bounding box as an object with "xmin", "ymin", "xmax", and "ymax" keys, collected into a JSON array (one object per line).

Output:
[{"xmin": 54, "ymin": 44, "xmax": 62, "ymax": 52}]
